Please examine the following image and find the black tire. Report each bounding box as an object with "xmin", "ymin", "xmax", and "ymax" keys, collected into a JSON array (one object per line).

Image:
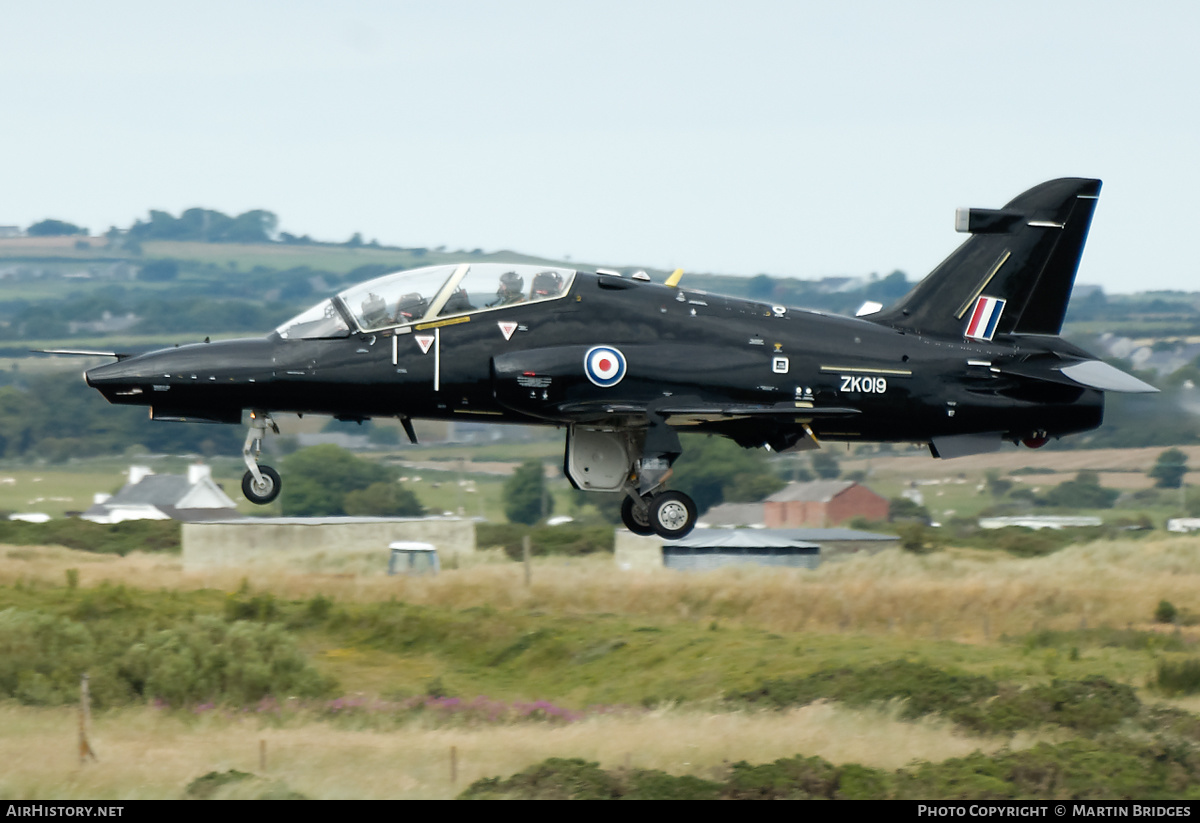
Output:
[
  {"xmin": 621, "ymin": 495, "xmax": 655, "ymax": 535},
  {"xmin": 649, "ymin": 491, "xmax": 697, "ymax": 539},
  {"xmin": 242, "ymin": 465, "xmax": 282, "ymax": 505}
]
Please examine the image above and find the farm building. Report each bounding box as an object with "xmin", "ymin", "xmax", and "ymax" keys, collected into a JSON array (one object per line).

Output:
[{"xmin": 763, "ymin": 480, "xmax": 889, "ymax": 528}]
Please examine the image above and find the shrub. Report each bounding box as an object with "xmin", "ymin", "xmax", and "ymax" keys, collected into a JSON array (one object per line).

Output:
[
  {"xmin": 896, "ymin": 740, "xmax": 1199, "ymax": 800},
  {"xmin": 725, "ymin": 755, "xmax": 841, "ymax": 800},
  {"xmin": 621, "ymin": 770, "xmax": 724, "ymax": 801},
  {"xmin": 458, "ymin": 758, "xmax": 621, "ymax": 800},
  {"xmin": 1156, "ymin": 599, "xmax": 1179, "ymax": 624},
  {"xmin": 0, "ymin": 608, "xmax": 101, "ymax": 705},
  {"xmin": 732, "ymin": 660, "xmax": 997, "ymax": 720},
  {"xmin": 1155, "ymin": 659, "xmax": 1200, "ymax": 696},
  {"xmin": 461, "ymin": 755, "xmax": 888, "ymax": 800},
  {"xmin": 0, "ymin": 519, "xmax": 181, "ymax": 555},
  {"xmin": 0, "ymin": 607, "xmax": 335, "ymax": 708},
  {"xmin": 952, "ymin": 676, "xmax": 1141, "ymax": 735},
  {"xmin": 121, "ymin": 616, "xmax": 336, "ymax": 705}
]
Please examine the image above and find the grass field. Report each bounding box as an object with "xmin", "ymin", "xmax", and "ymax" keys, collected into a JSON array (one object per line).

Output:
[
  {"xmin": 5, "ymin": 530, "xmax": 1200, "ymax": 798},
  {"xmin": 3, "ymin": 445, "xmax": 1200, "ymax": 797}
]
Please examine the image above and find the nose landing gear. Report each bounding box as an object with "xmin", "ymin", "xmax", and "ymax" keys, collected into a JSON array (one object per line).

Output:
[{"xmin": 242, "ymin": 411, "xmax": 282, "ymax": 505}]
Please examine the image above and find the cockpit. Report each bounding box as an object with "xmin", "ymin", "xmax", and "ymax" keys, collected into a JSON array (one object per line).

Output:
[{"xmin": 275, "ymin": 263, "xmax": 576, "ymax": 340}]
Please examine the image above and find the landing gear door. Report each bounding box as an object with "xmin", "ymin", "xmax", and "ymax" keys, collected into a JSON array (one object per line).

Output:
[{"xmin": 564, "ymin": 427, "xmax": 637, "ymax": 492}]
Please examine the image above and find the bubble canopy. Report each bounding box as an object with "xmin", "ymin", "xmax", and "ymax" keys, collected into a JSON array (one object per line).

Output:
[{"xmin": 275, "ymin": 263, "xmax": 576, "ymax": 339}]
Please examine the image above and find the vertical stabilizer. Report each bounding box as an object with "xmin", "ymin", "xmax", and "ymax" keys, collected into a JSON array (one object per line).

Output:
[{"xmin": 870, "ymin": 178, "xmax": 1101, "ymax": 338}]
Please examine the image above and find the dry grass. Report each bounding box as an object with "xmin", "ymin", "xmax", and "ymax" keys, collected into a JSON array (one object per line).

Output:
[
  {"xmin": 0, "ymin": 701, "xmax": 1035, "ymax": 800},
  {"xmin": 5, "ymin": 537, "xmax": 1200, "ymax": 641}
]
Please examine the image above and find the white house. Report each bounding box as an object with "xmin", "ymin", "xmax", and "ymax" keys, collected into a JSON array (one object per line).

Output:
[{"xmin": 82, "ymin": 464, "xmax": 241, "ymax": 524}]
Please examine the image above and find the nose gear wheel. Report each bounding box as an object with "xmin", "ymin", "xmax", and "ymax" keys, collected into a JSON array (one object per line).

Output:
[{"xmin": 241, "ymin": 465, "xmax": 281, "ymax": 505}]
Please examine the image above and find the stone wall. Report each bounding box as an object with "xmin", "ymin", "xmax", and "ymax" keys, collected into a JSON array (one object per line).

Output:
[{"xmin": 182, "ymin": 517, "xmax": 476, "ymax": 575}]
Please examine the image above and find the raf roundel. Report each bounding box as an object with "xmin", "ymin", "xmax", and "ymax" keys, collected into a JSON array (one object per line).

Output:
[{"xmin": 584, "ymin": 346, "xmax": 627, "ymax": 387}]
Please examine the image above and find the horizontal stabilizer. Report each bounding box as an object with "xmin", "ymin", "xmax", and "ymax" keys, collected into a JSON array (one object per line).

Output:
[
  {"xmin": 995, "ymin": 358, "xmax": 1159, "ymax": 394},
  {"xmin": 1059, "ymin": 360, "xmax": 1159, "ymax": 393}
]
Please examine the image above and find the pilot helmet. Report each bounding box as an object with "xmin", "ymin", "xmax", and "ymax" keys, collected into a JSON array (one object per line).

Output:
[
  {"xmin": 533, "ymin": 271, "xmax": 563, "ymax": 296},
  {"xmin": 499, "ymin": 271, "xmax": 523, "ymax": 293}
]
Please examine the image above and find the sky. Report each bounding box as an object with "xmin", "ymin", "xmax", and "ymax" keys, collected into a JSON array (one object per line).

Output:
[{"xmin": 2, "ymin": 1, "xmax": 1198, "ymax": 294}]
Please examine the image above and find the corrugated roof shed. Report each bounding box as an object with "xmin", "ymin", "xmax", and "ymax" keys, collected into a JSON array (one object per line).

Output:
[
  {"xmin": 666, "ymin": 531, "xmax": 818, "ymax": 550},
  {"xmin": 773, "ymin": 527, "xmax": 899, "ymax": 542}
]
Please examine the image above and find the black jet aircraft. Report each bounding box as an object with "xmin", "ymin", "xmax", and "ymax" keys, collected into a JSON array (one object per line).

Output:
[{"xmin": 74, "ymin": 178, "xmax": 1155, "ymax": 538}]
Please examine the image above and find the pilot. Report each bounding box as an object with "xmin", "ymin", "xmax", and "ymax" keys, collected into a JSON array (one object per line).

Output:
[
  {"xmin": 394, "ymin": 292, "xmax": 428, "ymax": 323},
  {"xmin": 360, "ymin": 292, "xmax": 388, "ymax": 327},
  {"xmin": 531, "ymin": 271, "xmax": 564, "ymax": 298},
  {"xmin": 489, "ymin": 271, "xmax": 525, "ymax": 307},
  {"xmin": 441, "ymin": 287, "xmax": 474, "ymax": 315}
]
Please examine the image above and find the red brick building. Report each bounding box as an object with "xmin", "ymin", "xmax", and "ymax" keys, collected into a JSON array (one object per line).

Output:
[{"xmin": 763, "ymin": 480, "xmax": 889, "ymax": 528}]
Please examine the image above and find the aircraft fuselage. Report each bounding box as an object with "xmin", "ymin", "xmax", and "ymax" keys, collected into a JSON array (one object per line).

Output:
[{"xmin": 85, "ymin": 271, "xmax": 1102, "ymax": 448}]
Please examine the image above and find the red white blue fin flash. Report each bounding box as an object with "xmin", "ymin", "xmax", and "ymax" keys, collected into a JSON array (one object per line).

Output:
[{"xmin": 965, "ymin": 296, "xmax": 1006, "ymax": 342}]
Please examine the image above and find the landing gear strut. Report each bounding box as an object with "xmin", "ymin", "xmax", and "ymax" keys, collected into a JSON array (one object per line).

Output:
[{"xmin": 242, "ymin": 411, "xmax": 282, "ymax": 505}]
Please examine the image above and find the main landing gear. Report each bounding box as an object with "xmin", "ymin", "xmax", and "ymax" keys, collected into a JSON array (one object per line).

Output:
[
  {"xmin": 621, "ymin": 490, "xmax": 698, "ymax": 540},
  {"xmin": 242, "ymin": 411, "xmax": 282, "ymax": 505},
  {"xmin": 566, "ymin": 425, "xmax": 699, "ymax": 539}
]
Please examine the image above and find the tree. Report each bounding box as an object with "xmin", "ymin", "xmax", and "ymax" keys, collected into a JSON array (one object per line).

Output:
[
  {"xmin": 137, "ymin": 260, "xmax": 179, "ymax": 282},
  {"xmin": 888, "ymin": 497, "xmax": 931, "ymax": 524},
  {"xmin": 27, "ymin": 219, "xmax": 86, "ymax": 236},
  {"xmin": 724, "ymin": 471, "xmax": 787, "ymax": 503},
  {"xmin": 125, "ymin": 207, "xmax": 278, "ymax": 243},
  {"xmin": 503, "ymin": 460, "xmax": 551, "ymax": 524},
  {"xmin": 343, "ymin": 481, "xmax": 424, "ymax": 517},
  {"xmin": 985, "ymin": 469, "xmax": 1013, "ymax": 497},
  {"xmin": 1149, "ymin": 448, "xmax": 1188, "ymax": 489},
  {"xmin": 669, "ymin": 435, "xmax": 783, "ymax": 514},
  {"xmin": 280, "ymin": 444, "xmax": 396, "ymax": 516},
  {"xmin": 810, "ymin": 451, "xmax": 841, "ymax": 479},
  {"xmin": 1041, "ymin": 471, "xmax": 1119, "ymax": 509}
]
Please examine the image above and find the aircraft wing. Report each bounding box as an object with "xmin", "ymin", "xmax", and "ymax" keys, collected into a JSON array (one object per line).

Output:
[{"xmin": 554, "ymin": 400, "xmax": 861, "ymax": 423}]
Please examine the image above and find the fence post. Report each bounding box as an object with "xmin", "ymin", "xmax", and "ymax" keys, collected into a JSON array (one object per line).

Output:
[
  {"xmin": 523, "ymin": 535, "xmax": 532, "ymax": 587},
  {"xmin": 79, "ymin": 673, "xmax": 96, "ymax": 764}
]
